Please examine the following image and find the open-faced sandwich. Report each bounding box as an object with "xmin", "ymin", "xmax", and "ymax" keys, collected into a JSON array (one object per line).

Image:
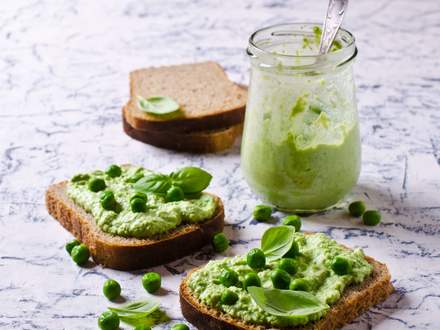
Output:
[
  {"xmin": 180, "ymin": 226, "xmax": 393, "ymax": 329},
  {"xmin": 46, "ymin": 164, "xmax": 224, "ymax": 270}
]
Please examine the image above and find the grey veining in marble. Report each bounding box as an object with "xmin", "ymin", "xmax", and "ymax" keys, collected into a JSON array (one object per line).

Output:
[{"xmin": 1, "ymin": 0, "xmax": 440, "ymax": 329}]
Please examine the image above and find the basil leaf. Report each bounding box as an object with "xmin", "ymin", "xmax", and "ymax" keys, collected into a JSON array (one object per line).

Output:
[
  {"xmin": 138, "ymin": 95, "xmax": 180, "ymax": 115},
  {"xmin": 248, "ymin": 287, "xmax": 329, "ymax": 317},
  {"xmin": 133, "ymin": 173, "xmax": 171, "ymax": 194},
  {"xmin": 170, "ymin": 167, "xmax": 212, "ymax": 194},
  {"xmin": 108, "ymin": 300, "xmax": 168, "ymax": 327},
  {"xmin": 261, "ymin": 226, "xmax": 295, "ymax": 261}
]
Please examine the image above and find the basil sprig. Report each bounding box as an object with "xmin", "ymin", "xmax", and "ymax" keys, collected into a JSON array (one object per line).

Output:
[
  {"xmin": 247, "ymin": 287, "xmax": 329, "ymax": 317},
  {"xmin": 138, "ymin": 95, "xmax": 180, "ymax": 115},
  {"xmin": 107, "ymin": 300, "xmax": 169, "ymax": 327},
  {"xmin": 134, "ymin": 167, "xmax": 212, "ymax": 195},
  {"xmin": 261, "ymin": 226, "xmax": 296, "ymax": 262}
]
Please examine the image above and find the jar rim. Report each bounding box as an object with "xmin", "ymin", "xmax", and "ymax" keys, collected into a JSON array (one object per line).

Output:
[{"xmin": 247, "ymin": 22, "xmax": 357, "ymax": 70}]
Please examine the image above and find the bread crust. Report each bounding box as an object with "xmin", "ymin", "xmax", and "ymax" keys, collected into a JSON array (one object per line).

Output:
[
  {"xmin": 46, "ymin": 182, "xmax": 224, "ymax": 270},
  {"xmin": 122, "ymin": 108, "xmax": 242, "ymax": 153},
  {"xmin": 179, "ymin": 256, "xmax": 394, "ymax": 330}
]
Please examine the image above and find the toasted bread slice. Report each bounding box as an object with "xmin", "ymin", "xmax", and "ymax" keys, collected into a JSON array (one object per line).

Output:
[
  {"xmin": 46, "ymin": 182, "xmax": 224, "ymax": 270},
  {"xmin": 125, "ymin": 61, "xmax": 247, "ymax": 133},
  {"xmin": 122, "ymin": 106, "xmax": 242, "ymax": 153},
  {"xmin": 180, "ymin": 256, "xmax": 393, "ymax": 330}
]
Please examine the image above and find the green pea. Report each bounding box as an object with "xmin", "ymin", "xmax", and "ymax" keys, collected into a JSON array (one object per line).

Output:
[
  {"xmin": 282, "ymin": 215, "xmax": 302, "ymax": 232},
  {"xmin": 130, "ymin": 192, "xmax": 148, "ymax": 203},
  {"xmin": 88, "ymin": 178, "xmax": 106, "ymax": 192},
  {"xmin": 290, "ymin": 278, "xmax": 310, "ymax": 291},
  {"xmin": 271, "ymin": 269, "xmax": 291, "ymax": 289},
  {"xmin": 219, "ymin": 268, "xmax": 239, "ymax": 287},
  {"xmin": 246, "ymin": 248, "xmax": 266, "ymax": 269},
  {"xmin": 220, "ymin": 289, "xmax": 239, "ymax": 305},
  {"xmin": 65, "ymin": 239, "xmax": 80, "ymax": 255},
  {"xmin": 98, "ymin": 310, "xmax": 119, "ymax": 330},
  {"xmin": 134, "ymin": 325, "xmax": 151, "ymax": 330},
  {"xmin": 331, "ymin": 256, "xmax": 352, "ymax": 275},
  {"xmin": 71, "ymin": 173, "xmax": 90, "ymax": 183},
  {"xmin": 362, "ymin": 210, "xmax": 381, "ymax": 226},
  {"xmin": 348, "ymin": 201, "xmax": 366, "ymax": 217},
  {"xmin": 166, "ymin": 186, "xmax": 184, "ymax": 202},
  {"xmin": 71, "ymin": 244, "xmax": 90, "ymax": 266},
  {"xmin": 278, "ymin": 258, "xmax": 298, "ymax": 275},
  {"xmin": 243, "ymin": 272, "xmax": 261, "ymax": 290},
  {"xmin": 171, "ymin": 323, "xmax": 189, "ymax": 330},
  {"xmin": 212, "ymin": 232, "xmax": 229, "ymax": 253},
  {"xmin": 142, "ymin": 272, "xmax": 161, "ymax": 293},
  {"xmin": 253, "ymin": 204, "xmax": 272, "ymax": 222},
  {"xmin": 105, "ymin": 164, "xmax": 122, "ymax": 178},
  {"xmin": 100, "ymin": 191, "xmax": 117, "ymax": 211},
  {"xmin": 283, "ymin": 240, "xmax": 300, "ymax": 258},
  {"xmin": 131, "ymin": 197, "xmax": 146, "ymax": 213},
  {"xmin": 102, "ymin": 279, "xmax": 121, "ymax": 301}
]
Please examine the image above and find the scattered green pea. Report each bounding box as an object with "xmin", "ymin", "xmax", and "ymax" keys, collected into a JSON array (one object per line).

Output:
[
  {"xmin": 243, "ymin": 272, "xmax": 261, "ymax": 290},
  {"xmin": 98, "ymin": 310, "xmax": 120, "ymax": 330},
  {"xmin": 166, "ymin": 186, "xmax": 184, "ymax": 202},
  {"xmin": 71, "ymin": 244, "xmax": 90, "ymax": 266},
  {"xmin": 348, "ymin": 201, "xmax": 366, "ymax": 217},
  {"xmin": 278, "ymin": 258, "xmax": 298, "ymax": 275},
  {"xmin": 100, "ymin": 191, "xmax": 117, "ymax": 211},
  {"xmin": 363, "ymin": 210, "xmax": 381, "ymax": 226},
  {"xmin": 331, "ymin": 256, "xmax": 352, "ymax": 275},
  {"xmin": 282, "ymin": 215, "xmax": 302, "ymax": 232},
  {"xmin": 220, "ymin": 289, "xmax": 239, "ymax": 305},
  {"xmin": 219, "ymin": 268, "xmax": 239, "ymax": 287},
  {"xmin": 65, "ymin": 239, "xmax": 80, "ymax": 255},
  {"xmin": 130, "ymin": 192, "xmax": 148, "ymax": 203},
  {"xmin": 290, "ymin": 278, "xmax": 310, "ymax": 291},
  {"xmin": 171, "ymin": 323, "xmax": 189, "ymax": 330},
  {"xmin": 105, "ymin": 164, "xmax": 122, "ymax": 178},
  {"xmin": 246, "ymin": 248, "xmax": 266, "ymax": 269},
  {"xmin": 212, "ymin": 232, "xmax": 229, "ymax": 253},
  {"xmin": 253, "ymin": 204, "xmax": 272, "ymax": 222},
  {"xmin": 283, "ymin": 240, "xmax": 300, "ymax": 258},
  {"xmin": 130, "ymin": 197, "xmax": 146, "ymax": 213},
  {"xmin": 271, "ymin": 269, "xmax": 291, "ymax": 290},
  {"xmin": 88, "ymin": 178, "xmax": 106, "ymax": 192},
  {"xmin": 102, "ymin": 279, "xmax": 121, "ymax": 301},
  {"xmin": 142, "ymin": 272, "xmax": 161, "ymax": 293}
]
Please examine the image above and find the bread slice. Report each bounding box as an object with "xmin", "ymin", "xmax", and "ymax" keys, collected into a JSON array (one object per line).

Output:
[
  {"xmin": 179, "ymin": 255, "xmax": 393, "ymax": 330},
  {"xmin": 45, "ymin": 182, "xmax": 224, "ymax": 270},
  {"xmin": 125, "ymin": 62, "xmax": 247, "ymax": 133},
  {"xmin": 122, "ymin": 106, "xmax": 242, "ymax": 153}
]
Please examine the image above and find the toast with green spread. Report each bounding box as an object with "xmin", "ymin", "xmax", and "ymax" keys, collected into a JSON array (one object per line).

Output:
[
  {"xmin": 179, "ymin": 228, "xmax": 393, "ymax": 330},
  {"xmin": 45, "ymin": 165, "xmax": 224, "ymax": 270},
  {"xmin": 125, "ymin": 61, "xmax": 247, "ymax": 133}
]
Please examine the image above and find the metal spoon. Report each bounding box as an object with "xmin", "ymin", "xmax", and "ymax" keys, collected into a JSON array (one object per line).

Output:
[{"xmin": 319, "ymin": 0, "xmax": 349, "ymax": 54}]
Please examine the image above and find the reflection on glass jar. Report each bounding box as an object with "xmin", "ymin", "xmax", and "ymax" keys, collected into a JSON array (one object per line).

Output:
[{"xmin": 241, "ymin": 23, "xmax": 361, "ymax": 212}]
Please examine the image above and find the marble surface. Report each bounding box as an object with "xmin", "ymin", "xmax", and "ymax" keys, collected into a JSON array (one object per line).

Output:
[{"xmin": 1, "ymin": 0, "xmax": 440, "ymax": 329}]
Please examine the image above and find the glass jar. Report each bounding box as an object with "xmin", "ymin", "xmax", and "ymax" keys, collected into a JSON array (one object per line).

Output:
[{"xmin": 241, "ymin": 23, "xmax": 360, "ymax": 212}]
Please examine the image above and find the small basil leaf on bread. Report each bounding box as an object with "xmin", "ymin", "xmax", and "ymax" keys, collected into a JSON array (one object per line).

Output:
[{"xmin": 138, "ymin": 96, "xmax": 180, "ymax": 115}]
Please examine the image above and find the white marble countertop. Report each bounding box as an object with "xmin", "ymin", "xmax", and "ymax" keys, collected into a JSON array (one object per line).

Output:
[{"xmin": 1, "ymin": 0, "xmax": 440, "ymax": 329}]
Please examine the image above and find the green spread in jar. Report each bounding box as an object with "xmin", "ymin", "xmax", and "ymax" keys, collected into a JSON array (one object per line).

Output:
[
  {"xmin": 188, "ymin": 231, "xmax": 373, "ymax": 327},
  {"xmin": 67, "ymin": 165, "xmax": 217, "ymax": 238}
]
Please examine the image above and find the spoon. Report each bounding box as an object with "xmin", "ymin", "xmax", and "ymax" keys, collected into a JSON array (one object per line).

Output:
[{"xmin": 319, "ymin": 0, "xmax": 349, "ymax": 54}]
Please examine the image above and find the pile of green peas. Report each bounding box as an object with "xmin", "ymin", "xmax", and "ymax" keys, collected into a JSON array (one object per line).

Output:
[
  {"xmin": 65, "ymin": 239, "xmax": 90, "ymax": 266},
  {"xmin": 348, "ymin": 201, "xmax": 381, "ymax": 226}
]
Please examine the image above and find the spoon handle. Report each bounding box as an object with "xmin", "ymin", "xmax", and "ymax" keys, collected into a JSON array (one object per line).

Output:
[{"xmin": 319, "ymin": 0, "xmax": 349, "ymax": 54}]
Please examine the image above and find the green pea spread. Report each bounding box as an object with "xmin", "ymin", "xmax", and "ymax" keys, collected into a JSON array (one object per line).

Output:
[
  {"xmin": 188, "ymin": 232, "xmax": 373, "ymax": 327},
  {"xmin": 66, "ymin": 166, "xmax": 217, "ymax": 238}
]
